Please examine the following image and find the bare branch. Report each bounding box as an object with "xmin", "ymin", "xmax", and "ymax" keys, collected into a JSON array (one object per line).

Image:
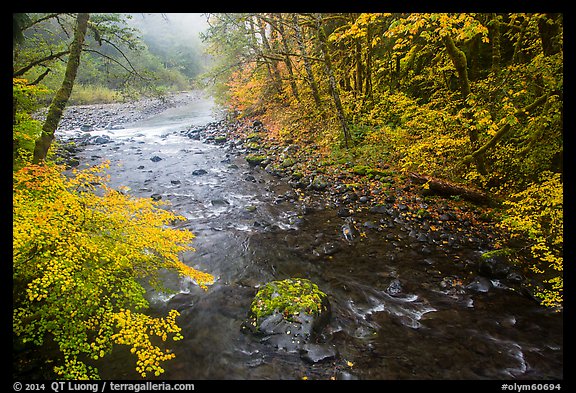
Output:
[{"xmin": 13, "ymin": 50, "xmax": 69, "ymax": 76}]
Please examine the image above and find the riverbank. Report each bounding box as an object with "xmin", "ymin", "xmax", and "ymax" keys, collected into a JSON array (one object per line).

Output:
[
  {"xmin": 36, "ymin": 90, "xmax": 205, "ymax": 132},
  {"xmin": 183, "ymin": 115, "xmax": 551, "ymax": 307},
  {"xmin": 21, "ymin": 93, "xmax": 562, "ymax": 380}
]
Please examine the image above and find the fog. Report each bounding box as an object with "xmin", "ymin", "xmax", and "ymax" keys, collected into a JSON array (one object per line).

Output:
[
  {"xmin": 126, "ymin": 13, "xmax": 212, "ymax": 79},
  {"xmin": 128, "ymin": 13, "xmax": 210, "ymax": 41}
]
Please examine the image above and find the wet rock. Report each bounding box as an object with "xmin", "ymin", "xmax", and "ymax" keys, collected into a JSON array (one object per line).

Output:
[
  {"xmin": 300, "ymin": 343, "xmax": 337, "ymax": 363},
  {"xmin": 506, "ymin": 271, "xmax": 524, "ymax": 284},
  {"xmin": 211, "ymin": 199, "xmax": 230, "ymax": 206},
  {"xmin": 242, "ymin": 278, "xmax": 331, "ymax": 352},
  {"xmin": 192, "ymin": 169, "xmax": 208, "ymax": 176},
  {"xmin": 386, "ymin": 278, "xmax": 403, "ymax": 296},
  {"xmin": 92, "ymin": 135, "xmax": 111, "ymax": 144},
  {"xmin": 310, "ymin": 176, "xmax": 329, "ymax": 191},
  {"xmin": 466, "ymin": 276, "xmax": 493, "ymax": 293},
  {"xmin": 150, "ymin": 156, "xmax": 163, "ymax": 162},
  {"xmin": 439, "ymin": 213, "xmax": 451, "ymax": 221},
  {"xmin": 337, "ymin": 208, "xmax": 352, "ymax": 218},
  {"xmin": 369, "ymin": 205, "xmax": 388, "ymax": 214},
  {"xmin": 341, "ymin": 220, "xmax": 360, "ymax": 242},
  {"xmin": 65, "ymin": 158, "xmax": 80, "ymax": 168},
  {"xmin": 363, "ymin": 221, "xmax": 379, "ymax": 230},
  {"xmin": 312, "ymin": 242, "xmax": 341, "ymax": 258},
  {"xmin": 289, "ymin": 178, "xmax": 309, "ymax": 190},
  {"xmin": 214, "ymin": 135, "xmax": 227, "ymax": 144},
  {"xmin": 246, "ymin": 154, "xmax": 268, "ymax": 167},
  {"xmin": 478, "ymin": 255, "xmax": 510, "ymax": 279},
  {"xmin": 80, "ymin": 124, "xmax": 93, "ymax": 132},
  {"xmin": 150, "ymin": 193, "xmax": 162, "ymax": 201},
  {"xmin": 336, "ymin": 371, "xmax": 359, "ymax": 380},
  {"xmin": 170, "ymin": 180, "xmax": 181, "ymax": 185}
]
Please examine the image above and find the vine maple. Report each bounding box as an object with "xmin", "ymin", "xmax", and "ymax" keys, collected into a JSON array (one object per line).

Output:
[{"xmin": 13, "ymin": 162, "xmax": 213, "ymax": 379}]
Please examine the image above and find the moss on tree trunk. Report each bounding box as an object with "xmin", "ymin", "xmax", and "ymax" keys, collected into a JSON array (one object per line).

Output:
[{"xmin": 33, "ymin": 13, "xmax": 89, "ymax": 164}]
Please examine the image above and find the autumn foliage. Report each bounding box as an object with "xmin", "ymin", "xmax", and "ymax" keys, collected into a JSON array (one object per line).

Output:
[
  {"xmin": 203, "ymin": 13, "xmax": 562, "ymax": 308},
  {"xmin": 13, "ymin": 162, "xmax": 213, "ymax": 379}
]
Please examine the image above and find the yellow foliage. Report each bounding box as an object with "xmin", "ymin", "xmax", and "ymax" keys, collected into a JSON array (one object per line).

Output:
[
  {"xmin": 13, "ymin": 162, "xmax": 214, "ymax": 379},
  {"xmin": 499, "ymin": 171, "xmax": 563, "ymax": 309}
]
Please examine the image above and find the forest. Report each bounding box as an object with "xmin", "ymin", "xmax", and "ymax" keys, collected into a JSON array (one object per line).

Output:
[
  {"xmin": 200, "ymin": 12, "xmax": 563, "ymax": 306},
  {"xmin": 13, "ymin": 13, "xmax": 562, "ymax": 381}
]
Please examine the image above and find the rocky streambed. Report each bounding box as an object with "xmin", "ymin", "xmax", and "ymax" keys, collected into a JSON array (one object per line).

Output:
[{"xmin": 48, "ymin": 91, "xmax": 562, "ymax": 381}]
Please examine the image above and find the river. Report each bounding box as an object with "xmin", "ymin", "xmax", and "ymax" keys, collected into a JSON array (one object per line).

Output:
[{"xmin": 56, "ymin": 91, "xmax": 563, "ymax": 381}]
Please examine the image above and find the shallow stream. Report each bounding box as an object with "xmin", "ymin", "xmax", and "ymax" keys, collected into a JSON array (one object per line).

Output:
[{"xmin": 57, "ymin": 92, "xmax": 562, "ymax": 380}]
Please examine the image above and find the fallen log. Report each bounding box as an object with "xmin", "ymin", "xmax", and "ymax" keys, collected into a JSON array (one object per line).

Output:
[{"xmin": 408, "ymin": 172, "xmax": 493, "ymax": 206}]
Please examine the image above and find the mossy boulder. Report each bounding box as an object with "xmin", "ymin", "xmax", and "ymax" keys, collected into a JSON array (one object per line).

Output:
[
  {"xmin": 242, "ymin": 278, "xmax": 331, "ymax": 352},
  {"xmin": 246, "ymin": 154, "xmax": 268, "ymax": 167},
  {"xmin": 350, "ymin": 164, "xmax": 393, "ymax": 178}
]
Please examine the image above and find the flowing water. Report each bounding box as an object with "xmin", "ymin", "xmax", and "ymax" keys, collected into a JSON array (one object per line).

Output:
[{"xmin": 57, "ymin": 92, "xmax": 562, "ymax": 381}]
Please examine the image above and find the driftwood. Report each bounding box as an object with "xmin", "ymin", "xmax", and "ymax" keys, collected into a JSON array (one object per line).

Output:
[{"xmin": 408, "ymin": 172, "xmax": 492, "ymax": 206}]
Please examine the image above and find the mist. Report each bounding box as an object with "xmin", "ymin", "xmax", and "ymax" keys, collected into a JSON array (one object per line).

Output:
[
  {"xmin": 128, "ymin": 13, "xmax": 210, "ymax": 42},
  {"xmin": 126, "ymin": 13, "xmax": 212, "ymax": 79}
]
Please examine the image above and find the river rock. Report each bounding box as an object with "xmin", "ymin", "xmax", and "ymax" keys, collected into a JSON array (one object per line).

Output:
[
  {"xmin": 386, "ymin": 278, "xmax": 403, "ymax": 296},
  {"xmin": 300, "ymin": 343, "xmax": 337, "ymax": 363},
  {"xmin": 337, "ymin": 207, "xmax": 352, "ymax": 217},
  {"xmin": 310, "ymin": 176, "xmax": 329, "ymax": 191},
  {"xmin": 465, "ymin": 276, "xmax": 493, "ymax": 293},
  {"xmin": 150, "ymin": 155, "xmax": 163, "ymax": 162},
  {"xmin": 478, "ymin": 254, "xmax": 510, "ymax": 278},
  {"xmin": 94, "ymin": 135, "xmax": 113, "ymax": 144},
  {"xmin": 192, "ymin": 169, "xmax": 208, "ymax": 176},
  {"xmin": 211, "ymin": 199, "xmax": 230, "ymax": 206},
  {"xmin": 242, "ymin": 278, "xmax": 331, "ymax": 352}
]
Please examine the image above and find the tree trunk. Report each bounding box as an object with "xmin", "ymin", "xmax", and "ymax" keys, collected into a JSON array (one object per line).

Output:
[
  {"xmin": 33, "ymin": 13, "xmax": 89, "ymax": 164},
  {"xmin": 313, "ymin": 13, "xmax": 351, "ymax": 148},
  {"xmin": 512, "ymin": 15, "xmax": 530, "ymax": 63},
  {"xmin": 443, "ymin": 34, "xmax": 487, "ymax": 175},
  {"xmin": 275, "ymin": 13, "xmax": 300, "ymax": 101},
  {"xmin": 443, "ymin": 35, "xmax": 471, "ymax": 98},
  {"xmin": 257, "ymin": 16, "xmax": 283, "ymax": 96},
  {"xmin": 408, "ymin": 172, "xmax": 492, "ymax": 206},
  {"xmin": 293, "ymin": 14, "xmax": 322, "ymax": 108},
  {"xmin": 355, "ymin": 39, "xmax": 363, "ymax": 95},
  {"xmin": 537, "ymin": 13, "xmax": 561, "ymax": 57},
  {"xmin": 490, "ymin": 13, "xmax": 501, "ymax": 74},
  {"xmin": 363, "ymin": 26, "xmax": 373, "ymax": 101}
]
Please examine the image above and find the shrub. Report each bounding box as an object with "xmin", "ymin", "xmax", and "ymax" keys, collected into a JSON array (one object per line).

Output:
[
  {"xmin": 13, "ymin": 162, "xmax": 214, "ymax": 379},
  {"xmin": 499, "ymin": 171, "xmax": 563, "ymax": 309}
]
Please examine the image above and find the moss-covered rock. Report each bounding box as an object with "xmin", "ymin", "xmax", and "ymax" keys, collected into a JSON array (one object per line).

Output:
[
  {"xmin": 246, "ymin": 154, "xmax": 268, "ymax": 167},
  {"xmin": 249, "ymin": 278, "xmax": 328, "ymax": 323},
  {"xmin": 242, "ymin": 278, "xmax": 331, "ymax": 352}
]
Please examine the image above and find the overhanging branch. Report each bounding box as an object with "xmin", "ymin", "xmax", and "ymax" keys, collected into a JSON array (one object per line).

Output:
[{"xmin": 462, "ymin": 92, "xmax": 551, "ymax": 163}]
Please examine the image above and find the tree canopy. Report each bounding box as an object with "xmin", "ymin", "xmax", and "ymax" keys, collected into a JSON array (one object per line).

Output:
[{"xmin": 202, "ymin": 12, "xmax": 562, "ymax": 308}]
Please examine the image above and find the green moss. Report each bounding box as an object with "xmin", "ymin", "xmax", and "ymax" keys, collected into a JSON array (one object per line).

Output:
[
  {"xmin": 246, "ymin": 154, "xmax": 268, "ymax": 166},
  {"xmin": 244, "ymin": 142, "xmax": 261, "ymax": 150},
  {"xmin": 350, "ymin": 165, "xmax": 393, "ymax": 178},
  {"xmin": 246, "ymin": 132, "xmax": 261, "ymax": 141},
  {"xmin": 280, "ymin": 158, "xmax": 295, "ymax": 168},
  {"xmin": 480, "ymin": 248, "xmax": 514, "ymax": 260},
  {"xmin": 250, "ymin": 278, "xmax": 328, "ymax": 323}
]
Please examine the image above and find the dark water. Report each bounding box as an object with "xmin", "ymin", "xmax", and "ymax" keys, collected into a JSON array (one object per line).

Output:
[{"xmin": 59, "ymin": 93, "xmax": 563, "ymax": 381}]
